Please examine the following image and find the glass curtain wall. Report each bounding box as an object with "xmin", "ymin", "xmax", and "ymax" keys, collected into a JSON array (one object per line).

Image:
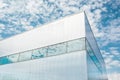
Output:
[
  {"xmin": 85, "ymin": 13, "xmax": 108, "ymax": 80},
  {"xmin": 86, "ymin": 39, "xmax": 103, "ymax": 80},
  {"xmin": 0, "ymin": 38, "xmax": 85, "ymax": 65},
  {"xmin": 0, "ymin": 38, "xmax": 87, "ymax": 80}
]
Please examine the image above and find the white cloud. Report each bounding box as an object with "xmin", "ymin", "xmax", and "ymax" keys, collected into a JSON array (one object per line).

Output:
[
  {"xmin": 99, "ymin": 25, "xmax": 120, "ymax": 47},
  {"xmin": 110, "ymin": 60, "xmax": 120, "ymax": 67},
  {"xmin": 23, "ymin": 26, "xmax": 34, "ymax": 30},
  {"xmin": 80, "ymin": 0, "xmax": 109, "ymax": 38},
  {"xmin": 0, "ymin": 24, "xmax": 5, "ymax": 29},
  {"xmin": 0, "ymin": 0, "xmax": 7, "ymax": 9},
  {"xmin": 108, "ymin": 73, "xmax": 120, "ymax": 80},
  {"xmin": 102, "ymin": 47, "xmax": 120, "ymax": 71},
  {"xmin": 26, "ymin": 0, "xmax": 44, "ymax": 14},
  {"xmin": 110, "ymin": 48, "xmax": 120, "ymax": 56}
]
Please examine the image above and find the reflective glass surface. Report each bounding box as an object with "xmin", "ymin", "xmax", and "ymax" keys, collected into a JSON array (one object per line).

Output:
[
  {"xmin": 32, "ymin": 48, "xmax": 47, "ymax": 59},
  {"xmin": 8, "ymin": 54, "xmax": 19, "ymax": 62},
  {"xmin": 19, "ymin": 51, "xmax": 32, "ymax": 61},
  {"xmin": 86, "ymin": 39, "xmax": 102, "ymax": 72},
  {"xmin": 86, "ymin": 39, "xmax": 105, "ymax": 79},
  {"xmin": 0, "ymin": 38, "xmax": 85, "ymax": 65},
  {"xmin": 67, "ymin": 38, "xmax": 85, "ymax": 53},
  {"xmin": 0, "ymin": 56, "xmax": 12, "ymax": 65},
  {"xmin": 85, "ymin": 15, "xmax": 107, "ymax": 79},
  {"xmin": 87, "ymin": 53, "xmax": 102, "ymax": 80},
  {"xmin": 85, "ymin": 14, "xmax": 105, "ymax": 70},
  {"xmin": 47, "ymin": 43, "xmax": 66, "ymax": 56}
]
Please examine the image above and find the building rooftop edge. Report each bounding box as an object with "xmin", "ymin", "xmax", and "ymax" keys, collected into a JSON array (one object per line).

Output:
[{"xmin": 0, "ymin": 11, "xmax": 84, "ymax": 42}]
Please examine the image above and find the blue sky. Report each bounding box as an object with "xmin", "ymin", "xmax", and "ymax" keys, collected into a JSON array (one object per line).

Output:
[{"xmin": 0, "ymin": 0, "xmax": 120, "ymax": 79}]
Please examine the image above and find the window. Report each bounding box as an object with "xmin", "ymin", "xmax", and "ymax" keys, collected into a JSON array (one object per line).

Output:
[
  {"xmin": 67, "ymin": 38, "xmax": 85, "ymax": 53},
  {"xmin": 0, "ymin": 56, "xmax": 12, "ymax": 65},
  {"xmin": 32, "ymin": 47, "xmax": 47, "ymax": 59},
  {"xmin": 8, "ymin": 54, "xmax": 19, "ymax": 63},
  {"xmin": 19, "ymin": 51, "xmax": 32, "ymax": 61},
  {"xmin": 47, "ymin": 43, "xmax": 66, "ymax": 56}
]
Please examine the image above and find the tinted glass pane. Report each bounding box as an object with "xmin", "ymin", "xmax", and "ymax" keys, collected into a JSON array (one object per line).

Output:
[
  {"xmin": 19, "ymin": 51, "xmax": 32, "ymax": 61},
  {"xmin": 32, "ymin": 47, "xmax": 47, "ymax": 59},
  {"xmin": 87, "ymin": 53, "xmax": 102, "ymax": 80},
  {"xmin": 8, "ymin": 54, "xmax": 19, "ymax": 63},
  {"xmin": 67, "ymin": 38, "xmax": 85, "ymax": 53},
  {"xmin": 86, "ymin": 39, "xmax": 102, "ymax": 72},
  {"xmin": 0, "ymin": 56, "xmax": 12, "ymax": 65},
  {"xmin": 47, "ymin": 43, "xmax": 66, "ymax": 56},
  {"xmin": 86, "ymin": 40, "xmax": 94, "ymax": 56}
]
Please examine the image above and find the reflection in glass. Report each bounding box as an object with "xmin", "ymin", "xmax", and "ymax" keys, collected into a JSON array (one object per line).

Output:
[
  {"xmin": 47, "ymin": 43, "xmax": 66, "ymax": 56},
  {"xmin": 87, "ymin": 53, "xmax": 101, "ymax": 80},
  {"xmin": 8, "ymin": 54, "xmax": 19, "ymax": 63},
  {"xmin": 67, "ymin": 38, "xmax": 85, "ymax": 52},
  {"xmin": 32, "ymin": 47, "xmax": 47, "ymax": 59},
  {"xmin": 0, "ymin": 56, "xmax": 12, "ymax": 65},
  {"xmin": 86, "ymin": 39, "xmax": 102, "ymax": 72},
  {"xmin": 0, "ymin": 38, "xmax": 85, "ymax": 65},
  {"xmin": 19, "ymin": 51, "xmax": 32, "ymax": 61}
]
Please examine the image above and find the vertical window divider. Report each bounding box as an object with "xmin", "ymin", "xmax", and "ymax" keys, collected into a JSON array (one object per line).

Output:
[
  {"xmin": 66, "ymin": 41, "xmax": 68, "ymax": 53},
  {"xmin": 46, "ymin": 47, "xmax": 49, "ymax": 57},
  {"xmin": 31, "ymin": 50, "xmax": 33, "ymax": 60},
  {"xmin": 17, "ymin": 53, "xmax": 20, "ymax": 62}
]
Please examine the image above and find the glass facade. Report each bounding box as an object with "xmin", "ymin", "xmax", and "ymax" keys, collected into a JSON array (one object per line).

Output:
[
  {"xmin": 19, "ymin": 51, "xmax": 32, "ymax": 61},
  {"xmin": 0, "ymin": 38, "xmax": 107, "ymax": 80},
  {"xmin": 0, "ymin": 13, "xmax": 108, "ymax": 80},
  {"xmin": 86, "ymin": 39, "xmax": 103, "ymax": 80},
  {"xmin": 0, "ymin": 38, "xmax": 87, "ymax": 80},
  {"xmin": 8, "ymin": 54, "xmax": 19, "ymax": 63},
  {"xmin": 32, "ymin": 48, "xmax": 47, "ymax": 59},
  {"xmin": 85, "ymin": 13, "xmax": 108, "ymax": 80},
  {"xmin": 0, "ymin": 38, "xmax": 85, "ymax": 65}
]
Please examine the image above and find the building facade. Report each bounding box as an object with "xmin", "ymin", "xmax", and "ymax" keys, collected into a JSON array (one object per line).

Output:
[{"xmin": 0, "ymin": 12, "xmax": 108, "ymax": 80}]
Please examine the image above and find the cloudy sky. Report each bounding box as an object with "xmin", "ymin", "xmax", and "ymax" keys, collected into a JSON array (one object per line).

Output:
[{"xmin": 0, "ymin": 0, "xmax": 120, "ymax": 79}]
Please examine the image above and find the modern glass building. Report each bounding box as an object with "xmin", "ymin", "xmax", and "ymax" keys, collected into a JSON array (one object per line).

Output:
[{"xmin": 0, "ymin": 12, "xmax": 108, "ymax": 80}]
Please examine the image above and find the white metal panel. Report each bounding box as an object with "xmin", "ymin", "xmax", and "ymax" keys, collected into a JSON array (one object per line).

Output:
[
  {"xmin": 0, "ymin": 50, "xmax": 87, "ymax": 80},
  {"xmin": 0, "ymin": 12, "xmax": 85, "ymax": 56}
]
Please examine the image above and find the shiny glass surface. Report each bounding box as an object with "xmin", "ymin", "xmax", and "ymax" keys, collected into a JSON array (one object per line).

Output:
[
  {"xmin": 47, "ymin": 43, "xmax": 67, "ymax": 56},
  {"xmin": 8, "ymin": 54, "xmax": 19, "ymax": 62},
  {"xmin": 86, "ymin": 39, "xmax": 102, "ymax": 72},
  {"xmin": 87, "ymin": 53, "xmax": 102, "ymax": 80},
  {"xmin": 86, "ymin": 39, "xmax": 105, "ymax": 79},
  {"xmin": 32, "ymin": 48, "xmax": 47, "ymax": 59},
  {"xmin": 0, "ymin": 56, "xmax": 12, "ymax": 65},
  {"xmin": 19, "ymin": 51, "xmax": 32, "ymax": 61},
  {"xmin": 85, "ymin": 14, "xmax": 107, "ymax": 79},
  {"xmin": 67, "ymin": 38, "xmax": 85, "ymax": 53},
  {"xmin": 0, "ymin": 38, "xmax": 85, "ymax": 65}
]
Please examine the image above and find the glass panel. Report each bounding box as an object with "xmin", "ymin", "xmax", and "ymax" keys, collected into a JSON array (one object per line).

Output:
[
  {"xmin": 32, "ymin": 47, "xmax": 47, "ymax": 59},
  {"xmin": 86, "ymin": 39, "xmax": 102, "ymax": 72},
  {"xmin": 86, "ymin": 40, "xmax": 94, "ymax": 56},
  {"xmin": 67, "ymin": 38, "xmax": 85, "ymax": 53},
  {"xmin": 47, "ymin": 43, "xmax": 66, "ymax": 56},
  {"xmin": 0, "ymin": 56, "xmax": 12, "ymax": 65},
  {"xmin": 85, "ymin": 15, "xmax": 104, "ymax": 70},
  {"xmin": 87, "ymin": 53, "xmax": 102, "ymax": 80},
  {"xmin": 8, "ymin": 54, "xmax": 19, "ymax": 63},
  {"xmin": 0, "ymin": 38, "xmax": 85, "ymax": 66},
  {"xmin": 19, "ymin": 51, "xmax": 32, "ymax": 61}
]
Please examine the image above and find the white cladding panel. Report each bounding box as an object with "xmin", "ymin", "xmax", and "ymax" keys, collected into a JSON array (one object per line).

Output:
[
  {"xmin": 0, "ymin": 12, "xmax": 85, "ymax": 56},
  {"xmin": 0, "ymin": 50, "xmax": 87, "ymax": 80}
]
